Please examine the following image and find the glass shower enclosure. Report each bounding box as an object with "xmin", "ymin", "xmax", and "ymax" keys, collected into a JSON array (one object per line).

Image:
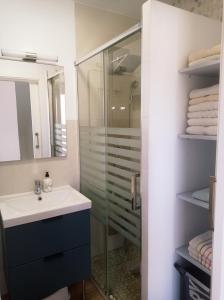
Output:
[{"xmin": 77, "ymin": 30, "xmax": 141, "ymax": 300}]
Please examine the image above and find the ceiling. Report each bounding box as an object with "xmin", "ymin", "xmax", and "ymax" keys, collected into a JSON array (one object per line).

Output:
[{"xmin": 74, "ymin": 0, "xmax": 147, "ymax": 19}]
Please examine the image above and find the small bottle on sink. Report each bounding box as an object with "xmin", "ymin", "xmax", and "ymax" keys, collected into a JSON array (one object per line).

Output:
[{"xmin": 43, "ymin": 171, "xmax": 53, "ymax": 192}]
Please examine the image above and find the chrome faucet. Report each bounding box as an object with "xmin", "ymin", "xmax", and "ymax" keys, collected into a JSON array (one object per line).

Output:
[{"xmin": 34, "ymin": 180, "xmax": 41, "ymax": 195}]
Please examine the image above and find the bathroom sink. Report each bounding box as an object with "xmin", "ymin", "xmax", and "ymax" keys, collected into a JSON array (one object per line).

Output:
[{"xmin": 0, "ymin": 185, "xmax": 91, "ymax": 227}]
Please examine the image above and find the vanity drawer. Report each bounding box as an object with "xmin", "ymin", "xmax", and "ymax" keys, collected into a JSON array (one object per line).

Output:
[
  {"xmin": 8, "ymin": 245, "xmax": 91, "ymax": 300},
  {"xmin": 4, "ymin": 210, "xmax": 90, "ymax": 267}
]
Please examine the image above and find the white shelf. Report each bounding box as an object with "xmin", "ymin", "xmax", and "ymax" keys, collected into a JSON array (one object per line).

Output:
[
  {"xmin": 179, "ymin": 59, "xmax": 220, "ymax": 76},
  {"xmin": 179, "ymin": 134, "xmax": 217, "ymax": 141},
  {"xmin": 177, "ymin": 191, "xmax": 209, "ymax": 209},
  {"xmin": 176, "ymin": 246, "xmax": 211, "ymax": 275}
]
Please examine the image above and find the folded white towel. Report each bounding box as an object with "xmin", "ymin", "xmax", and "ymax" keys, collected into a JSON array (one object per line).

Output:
[
  {"xmin": 188, "ymin": 247, "xmax": 201, "ymax": 260},
  {"xmin": 190, "ymin": 84, "xmax": 219, "ymax": 99},
  {"xmin": 187, "ymin": 118, "xmax": 217, "ymax": 126},
  {"xmin": 188, "ymin": 44, "xmax": 220, "ymax": 63},
  {"xmin": 189, "ymin": 54, "xmax": 220, "ymax": 67},
  {"xmin": 186, "ymin": 126, "xmax": 217, "ymax": 135},
  {"xmin": 188, "ymin": 110, "xmax": 218, "ymax": 119},
  {"xmin": 189, "ymin": 94, "xmax": 219, "ymax": 105},
  {"xmin": 189, "ymin": 251, "xmax": 200, "ymax": 262},
  {"xmin": 188, "ymin": 101, "xmax": 218, "ymax": 112}
]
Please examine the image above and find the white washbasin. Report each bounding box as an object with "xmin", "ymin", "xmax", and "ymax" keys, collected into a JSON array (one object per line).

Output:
[{"xmin": 0, "ymin": 185, "xmax": 91, "ymax": 228}]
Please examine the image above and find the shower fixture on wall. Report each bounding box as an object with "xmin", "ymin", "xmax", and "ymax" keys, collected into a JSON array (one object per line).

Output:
[
  {"xmin": 112, "ymin": 52, "xmax": 140, "ymax": 74},
  {"xmin": 129, "ymin": 80, "xmax": 139, "ymax": 104}
]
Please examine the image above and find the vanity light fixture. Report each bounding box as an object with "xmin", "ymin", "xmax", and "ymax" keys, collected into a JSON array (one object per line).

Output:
[{"xmin": 1, "ymin": 49, "xmax": 58, "ymax": 63}]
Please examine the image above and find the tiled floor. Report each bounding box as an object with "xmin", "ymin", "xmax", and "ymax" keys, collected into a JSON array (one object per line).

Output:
[
  {"xmin": 70, "ymin": 280, "xmax": 104, "ymax": 300},
  {"xmin": 2, "ymin": 280, "xmax": 104, "ymax": 300},
  {"xmin": 92, "ymin": 243, "xmax": 141, "ymax": 300}
]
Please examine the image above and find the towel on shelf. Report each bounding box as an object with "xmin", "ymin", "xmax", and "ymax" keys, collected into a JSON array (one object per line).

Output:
[
  {"xmin": 202, "ymin": 257, "xmax": 212, "ymax": 270},
  {"xmin": 189, "ymin": 54, "xmax": 220, "ymax": 67},
  {"xmin": 188, "ymin": 245, "xmax": 213, "ymax": 263},
  {"xmin": 188, "ymin": 44, "xmax": 221, "ymax": 64},
  {"xmin": 186, "ymin": 126, "xmax": 217, "ymax": 136},
  {"xmin": 188, "ymin": 249, "xmax": 200, "ymax": 261},
  {"xmin": 192, "ymin": 237, "xmax": 212, "ymax": 255},
  {"xmin": 187, "ymin": 118, "xmax": 217, "ymax": 126},
  {"xmin": 188, "ymin": 247, "xmax": 212, "ymax": 271},
  {"xmin": 189, "ymin": 231, "xmax": 213, "ymax": 250},
  {"xmin": 187, "ymin": 110, "xmax": 218, "ymax": 119},
  {"xmin": 188, "ymin": 231, "xmax": 213, "ymax": 270},
  {"xmin": 188, "ymin": 101, "xmax": 218, "ymax": 112},
  {"xmin": 200, "ymin": 244, "xmax": 213, "ymax": 261},
  {"xmin": 190, "ymin": 84, "xmax": 219, "ymax": 99},
  {"xmin": 189, "ymin": 94, "xmax": 219, "ymax": 106},
  {"xmin": 192, "ymin": 188, "xmax": 209, "ymax": 203},
  {"xmin": 188, "ymin": 246, "xmax": 201, "ymax": 260}
]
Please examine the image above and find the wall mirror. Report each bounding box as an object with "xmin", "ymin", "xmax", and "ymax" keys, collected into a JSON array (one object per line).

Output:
[{"xmin": 0, "ymin": 59, "xmax": 66, "ymax": 162}]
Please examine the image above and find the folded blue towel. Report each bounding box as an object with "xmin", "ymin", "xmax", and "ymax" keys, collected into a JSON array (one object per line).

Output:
[{"xmin": 192, "ymin": 188, "xmax": 209, "ymax": 202}]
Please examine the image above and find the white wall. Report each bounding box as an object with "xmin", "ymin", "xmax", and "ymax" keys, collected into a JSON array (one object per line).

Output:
[
  {"xmin": 0, "ymin": 0, "xmax": 76, "ymax": 120},
  {"xmin": 75, "ymin": 3, "xmax": 138, "ymax": 58},
  {"xmin": 0, "ymin": 0, "xmax": 78, "ymax": 294},
  {"xmin": 0, "ymin": 0, "xmax": 78, "ymax": 190}
]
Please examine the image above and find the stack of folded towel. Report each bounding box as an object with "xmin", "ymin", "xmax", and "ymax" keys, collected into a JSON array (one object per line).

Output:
[
  {"xmin": 188, "ymin": 231, "xmax": 213, "ymax": 271},
  {"xmin": 188, "ymin": 44, "xmax": 220, "ymax": 67},
  {"xmin": 186, "ymin": 84, "xmax": 219, "ymax": 136}
]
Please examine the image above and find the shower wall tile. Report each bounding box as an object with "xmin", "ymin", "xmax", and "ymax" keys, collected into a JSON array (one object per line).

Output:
[{"xmin": 161, "ymin": 0, "xmax": 222, "ymax": 20}]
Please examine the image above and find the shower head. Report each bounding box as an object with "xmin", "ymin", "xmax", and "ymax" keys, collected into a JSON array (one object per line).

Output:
[{"xmin": 112, "ymin": 54, "xmax": 141, "ymax": 74}]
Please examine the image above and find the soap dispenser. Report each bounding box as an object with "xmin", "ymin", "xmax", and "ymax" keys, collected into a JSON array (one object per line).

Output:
[{"xmin": 43, "ymin": 171, "xmax": 53, "ymax": 192}]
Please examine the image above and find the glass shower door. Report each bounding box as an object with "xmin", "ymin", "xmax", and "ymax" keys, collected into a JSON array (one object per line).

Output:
[
  {"xmin": 78, "ymin": 53, "xmax": 108, "ymax": 293},
  {"xmin": 105, "ymin": 32, "xmax": 141, "ymax": 300},
  {"xmin": 77, "ymin": 31, "xmax": 141, "ymax": 300}
]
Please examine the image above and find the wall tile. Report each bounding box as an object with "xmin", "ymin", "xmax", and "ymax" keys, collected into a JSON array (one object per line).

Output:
[{"xmin": 162, "ymin": 0, "xmax": 222, "ymax": 20}]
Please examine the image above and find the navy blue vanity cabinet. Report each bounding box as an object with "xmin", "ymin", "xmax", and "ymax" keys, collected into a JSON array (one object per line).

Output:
[{"xmin": 3, "ymin": 210, "xmax": 91, "ymax": 300}]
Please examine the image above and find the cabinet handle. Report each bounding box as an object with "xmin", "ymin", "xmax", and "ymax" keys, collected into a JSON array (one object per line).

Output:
[
  {"xmin": 131, "ymin": 173, "xmax": 141, "ymax": 210},
  {"xmin": 42, "ymin": 216, "xmax": 63, "ymax": 223},
  {"xmin": 209, "ymin": 176, "xmax": 216, "ymax": 231},
  {"xmin": 44, "ymin": 252, "xmax": 64, "ymax": 261}
]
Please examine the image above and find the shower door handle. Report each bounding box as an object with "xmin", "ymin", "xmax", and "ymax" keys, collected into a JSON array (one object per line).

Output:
[
  {"xmin": 131, "ymin": 173, "xmax": 140, "ymax": 210},
  {"xmin": 35, "ymin": 132, "xmax": 40, "ymax": 149}
]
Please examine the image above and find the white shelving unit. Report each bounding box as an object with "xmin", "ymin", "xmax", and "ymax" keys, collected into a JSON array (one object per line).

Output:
[
  {"xmin": 177, "ymin": 191, "xmax": 209, "ymax": 209},
  {"xmin": 141, "ymin": 2, "xmax": 223, "ymax": 299},
  {"xmin": 176, "ymin": 56, "xmax": 217, "ymax": 275},
  {"xmin": 176, "ymin": 246, "xmax": 211, "ymax": 275},
  {"xmin": 179, "ymin": 134, "xmax": 217, "ymax": 141},
  {"xmin": 179, "ymin": 59, "xmax": 220, "ymax": 77},
  {"xmin": 176, "ymin": 15, "xmax": 219, "ymax": 283}
]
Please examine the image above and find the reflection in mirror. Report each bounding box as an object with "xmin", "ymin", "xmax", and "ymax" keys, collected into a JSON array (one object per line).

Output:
[{"xmin": 0, "ymin": 60, "xmax": 66, "ymax": 162}]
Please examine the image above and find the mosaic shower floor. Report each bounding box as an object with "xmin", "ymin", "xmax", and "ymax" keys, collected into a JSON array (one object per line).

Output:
[{"xmin": 92, "ymin": 243, "xmax": 141, "ymax": 300}]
